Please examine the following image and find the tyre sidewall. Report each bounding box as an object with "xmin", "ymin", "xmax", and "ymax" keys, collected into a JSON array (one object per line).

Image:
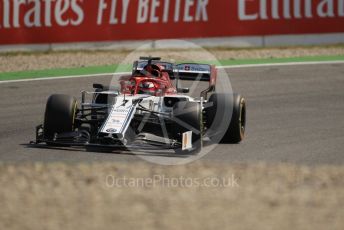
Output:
[{"xmin": 44, "ymin": 94, "xmax": 77, "ymax": 140}]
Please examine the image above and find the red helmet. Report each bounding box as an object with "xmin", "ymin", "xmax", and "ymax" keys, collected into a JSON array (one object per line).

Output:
[{"xmin": 138, "ymin": 81, "xmax": 156, "ymax": 95}]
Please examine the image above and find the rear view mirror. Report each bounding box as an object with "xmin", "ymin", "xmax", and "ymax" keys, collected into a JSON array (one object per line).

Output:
[
  {"xmin": 177, "ymin": 88, "xmax": 190, "ymax": 93},
  {"xmin": 93, "ymin": 83, "xmax": 105, "ymax": 90}
]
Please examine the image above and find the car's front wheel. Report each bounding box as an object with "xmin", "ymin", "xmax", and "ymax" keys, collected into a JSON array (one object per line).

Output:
[
  {"xmin": 172, "ymin": 101, "xmax": 202, "ymax": 154},
  {"xmin": 43, "ymin": 94, "xmax": 78, "ymax": 143},
  {"xmin": 205, "ymin": 93, "xmax": 246, "ymax": 144}
]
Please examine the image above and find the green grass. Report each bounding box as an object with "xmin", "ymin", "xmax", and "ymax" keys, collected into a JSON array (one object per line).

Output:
[
  {"xmin": 217, "ymin": 55, "xmax": 344, "ymax": 66},
  {"xmin": 1, "ymin": 55, "xmax": 343, "ymax": 81}
]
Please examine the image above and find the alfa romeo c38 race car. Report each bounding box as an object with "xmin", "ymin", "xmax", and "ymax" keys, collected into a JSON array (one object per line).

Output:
[{"xmin": 33, "ymin": 57, "xmax": 246, "ymax": 154}]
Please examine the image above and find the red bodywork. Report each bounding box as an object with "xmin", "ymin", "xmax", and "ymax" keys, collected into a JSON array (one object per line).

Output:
[
  {"xmin": 119, "ymin": 63, "xmax": 217, "ymax": 97},
  {"xmin": 120, "ymin": 64, "xmax": 177, "ymax": 96}
]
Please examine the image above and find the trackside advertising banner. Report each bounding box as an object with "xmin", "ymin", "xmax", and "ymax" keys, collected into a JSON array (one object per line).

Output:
[{"xmin": 0, "ymin": 0, "xmax": 344, "ymax": 45}]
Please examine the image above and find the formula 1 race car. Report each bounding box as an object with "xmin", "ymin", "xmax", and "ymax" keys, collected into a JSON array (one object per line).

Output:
[{"xmin": 33, "ymin": 57, "xmax": 246, "ymax": 154}]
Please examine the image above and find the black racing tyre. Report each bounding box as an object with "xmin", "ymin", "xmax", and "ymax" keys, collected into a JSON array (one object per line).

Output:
[
  {"xmin": 173, "ymin": 101, "xmax": 202, "ymax": 154},
  {"xmin": 43, "ymin": 94, "xmax": 78, "ymax": 141},
  {"xmin": 206, "ymin": 93, "xmax": 246, "ymax": 144}
]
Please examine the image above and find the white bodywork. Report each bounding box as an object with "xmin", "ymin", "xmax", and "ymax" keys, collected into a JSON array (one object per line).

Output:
[{"xmin": 98, "ymin": 93, "xmax": 197, "ymax": 140}]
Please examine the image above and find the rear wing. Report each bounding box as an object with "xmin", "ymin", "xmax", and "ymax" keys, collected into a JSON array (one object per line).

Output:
[
  {"xmin": 174, "ymin": 63, "xmax": 217, "ymax": 99},
  {"xmin": 132, "ymin": 61, "xmax": 215, "ymax": 81},
  {"xmin": 174, "ymin": 63, "xmax": 212, "ymax": 81},
  {"xmin": 132, "ymin": 60, "xmax": 174, "ymax": 76}
]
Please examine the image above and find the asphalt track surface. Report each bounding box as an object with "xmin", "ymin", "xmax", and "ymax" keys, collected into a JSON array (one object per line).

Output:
[{"xmin": 0, "ymin": 63, "xmax": 343, "ymax": 165}]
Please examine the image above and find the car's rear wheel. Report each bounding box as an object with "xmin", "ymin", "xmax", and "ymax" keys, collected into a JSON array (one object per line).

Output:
[
  {"xmin": 173, "ymin": 101, "xmax": 202, "ymax": 154},
  {"xmin": 43, "ymin": 94, "xmax": 78, "ymax": 143},
  {"xmin": 205, "ymin": 93, "xmax": 246, "ymax": 143}
]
